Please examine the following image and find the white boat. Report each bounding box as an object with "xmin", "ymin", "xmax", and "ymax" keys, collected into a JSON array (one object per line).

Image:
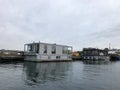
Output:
[{"xmin": 24, "ymin": 42, "xmax": 73, "ymax": 62}]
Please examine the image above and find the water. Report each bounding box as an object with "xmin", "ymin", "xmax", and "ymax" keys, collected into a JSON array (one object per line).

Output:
[{"xmin": 0, "ymin": 61, "xmax": 120, "ymax": 90}]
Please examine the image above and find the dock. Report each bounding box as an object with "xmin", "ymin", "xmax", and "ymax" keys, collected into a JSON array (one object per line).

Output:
[{"xmin": 0, "ymin": 50, "xmax": 24, "ymax": 62}]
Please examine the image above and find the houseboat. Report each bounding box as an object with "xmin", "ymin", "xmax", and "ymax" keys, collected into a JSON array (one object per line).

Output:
[
  {"xmin": 24, "ymin": 42, "xmax": 72, "ymax": 62},
  {"xmin": 82, "ymin": 48, "xmax": 110, "ymax": 62}
]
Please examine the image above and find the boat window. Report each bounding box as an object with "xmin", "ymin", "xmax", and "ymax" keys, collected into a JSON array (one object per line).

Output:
[
  {"xmin": 27, "ymin": 44, "xmax": 39, "ymax": 53},
  {"xmin": 63, "ymin": 47, "xmax": 67, "ymax": 54},
  {"xmin": 28, "ymin": 45, "xmax": 33, "ymax": 52},
  {"xmin": 35, "ymin": 44, "xmax": 39, "ymax": 53},
  {"xmin": 68, "ymin": 47, "xmax": 72, "ymax": 54},
  {"xmin": 52, "ymin": 46, "xmax": 56, "ymax": 54},
  {"xmin": 44, "ymin": 45, "xmax": 47, "ymax": 54},
  {"xmin": 56, "ymin": 56, "xmax": 60, "ymax": 59}
]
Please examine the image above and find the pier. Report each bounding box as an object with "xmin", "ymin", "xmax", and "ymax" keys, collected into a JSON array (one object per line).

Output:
[{"xmin": 0, "ymin": 50, "xmax": 24, "ymax": 62}]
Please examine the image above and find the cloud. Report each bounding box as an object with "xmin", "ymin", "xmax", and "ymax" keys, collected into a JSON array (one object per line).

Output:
[
  {"xmin": 81, "ymin": 25, "xmax": 120, "ymax": 49},
  {"xmin": 93, "ymin": 25, "xmax": 120, "ymax": 38},
  {"xmin": 0, "ymin": 0, "xmax": 120, "ymax": 50}
]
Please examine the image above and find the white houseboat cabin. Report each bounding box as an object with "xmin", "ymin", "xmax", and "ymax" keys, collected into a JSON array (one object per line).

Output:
[{"xmin": 24, "ymin": 42, "xmax": 73, "ymax": 62}]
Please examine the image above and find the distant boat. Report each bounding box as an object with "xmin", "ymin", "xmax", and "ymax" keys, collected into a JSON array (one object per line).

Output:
[
  {"xmin": 110, "ymin": 54, "xmax": 120, "ymax": 61},
  {"xmin": 82, "ymin": 48, "xmax": 110, "ymax": 62}
]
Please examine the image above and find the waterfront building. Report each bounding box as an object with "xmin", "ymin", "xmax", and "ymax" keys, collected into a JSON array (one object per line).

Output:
[
  {"xmin": 24, "ymin": 42, "xmax": 72, "ymax": 62},
  {"xmin": 72, "ymin": 51, "xmax": 82, "ymax": 60},
  {"xmin": 72, "ymin": 52, "xmax": 80, "ymax": 57},
  {"xmin": 108, "ymin": 49, "xmax": 120, "ymax": 54},
  {"xmin": 82, "ymin": 48, "xmax": 110, "ymax": 61}
]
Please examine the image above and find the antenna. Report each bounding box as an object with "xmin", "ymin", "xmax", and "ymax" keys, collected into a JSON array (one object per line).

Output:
[{"xmin": 109, "ymin": 43, "xmax": 111, "ymax": 50}]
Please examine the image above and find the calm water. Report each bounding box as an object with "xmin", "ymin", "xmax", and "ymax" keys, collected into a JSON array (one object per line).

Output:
[{"xmin": 0, "ymin": 61, "xmax": 120, "ymax": 90}]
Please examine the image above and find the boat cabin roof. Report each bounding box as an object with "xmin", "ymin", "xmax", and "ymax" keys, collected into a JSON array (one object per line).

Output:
[{"xmin": 25, "ymin": 42, "xmax": 72, "ymax": 48}]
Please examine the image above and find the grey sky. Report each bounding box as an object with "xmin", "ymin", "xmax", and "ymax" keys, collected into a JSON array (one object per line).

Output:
[{"xmin": 0, "ymin": 0, "xmax": 120, "ymax": 50}]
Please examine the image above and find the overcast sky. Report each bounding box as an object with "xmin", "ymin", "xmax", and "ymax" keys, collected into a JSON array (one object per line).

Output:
[{"xmin": 0, "ymin": 0, "xmax": 120, "ymax": 51}]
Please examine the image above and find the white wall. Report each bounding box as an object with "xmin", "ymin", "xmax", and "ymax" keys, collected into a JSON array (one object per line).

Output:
[
  {"xmin": 47, "ymin": 44, "xmax": 52, "ymax": 55},
  {"xmin": 39, "ymin": 43, "xmax": 64, "ymax": 55},
  {"xmin": 56, "ymin": 46, "xmax": 63, "ymax": 55},
  {"xmin": 39, "ymin": 44, "xmax": 44, "ymax": 54}
]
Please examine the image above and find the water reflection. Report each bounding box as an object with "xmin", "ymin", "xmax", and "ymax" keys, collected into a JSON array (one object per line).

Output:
[
  {"xmin": 1, "ymin": 61, "xmax": 120, "ymax": 90},
  {"xmin": 23, "ymin": 62, "xmax": 72, "ymax": 85},
  {"xmin": 83, "ymin": 60, "xmax": 110, "ymax": 65}
]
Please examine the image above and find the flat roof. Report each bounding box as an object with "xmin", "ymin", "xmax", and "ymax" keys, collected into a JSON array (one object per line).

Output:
[
  {"xmin": 25, "ymin": 42, "xmax": 72, "ymax": 47},
  {"xmin": 83, "ymin": 48, "xmax": 106, "ymax": 51}
]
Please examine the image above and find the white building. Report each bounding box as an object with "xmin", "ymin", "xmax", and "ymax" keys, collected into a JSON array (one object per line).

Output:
[
  {"xmin": 24, "ymin": 42, "xmax": 73, "ymax": 62},
  {"xmin": 108, "ymin": 49, "xmax": 120, "ymax": 54}
]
